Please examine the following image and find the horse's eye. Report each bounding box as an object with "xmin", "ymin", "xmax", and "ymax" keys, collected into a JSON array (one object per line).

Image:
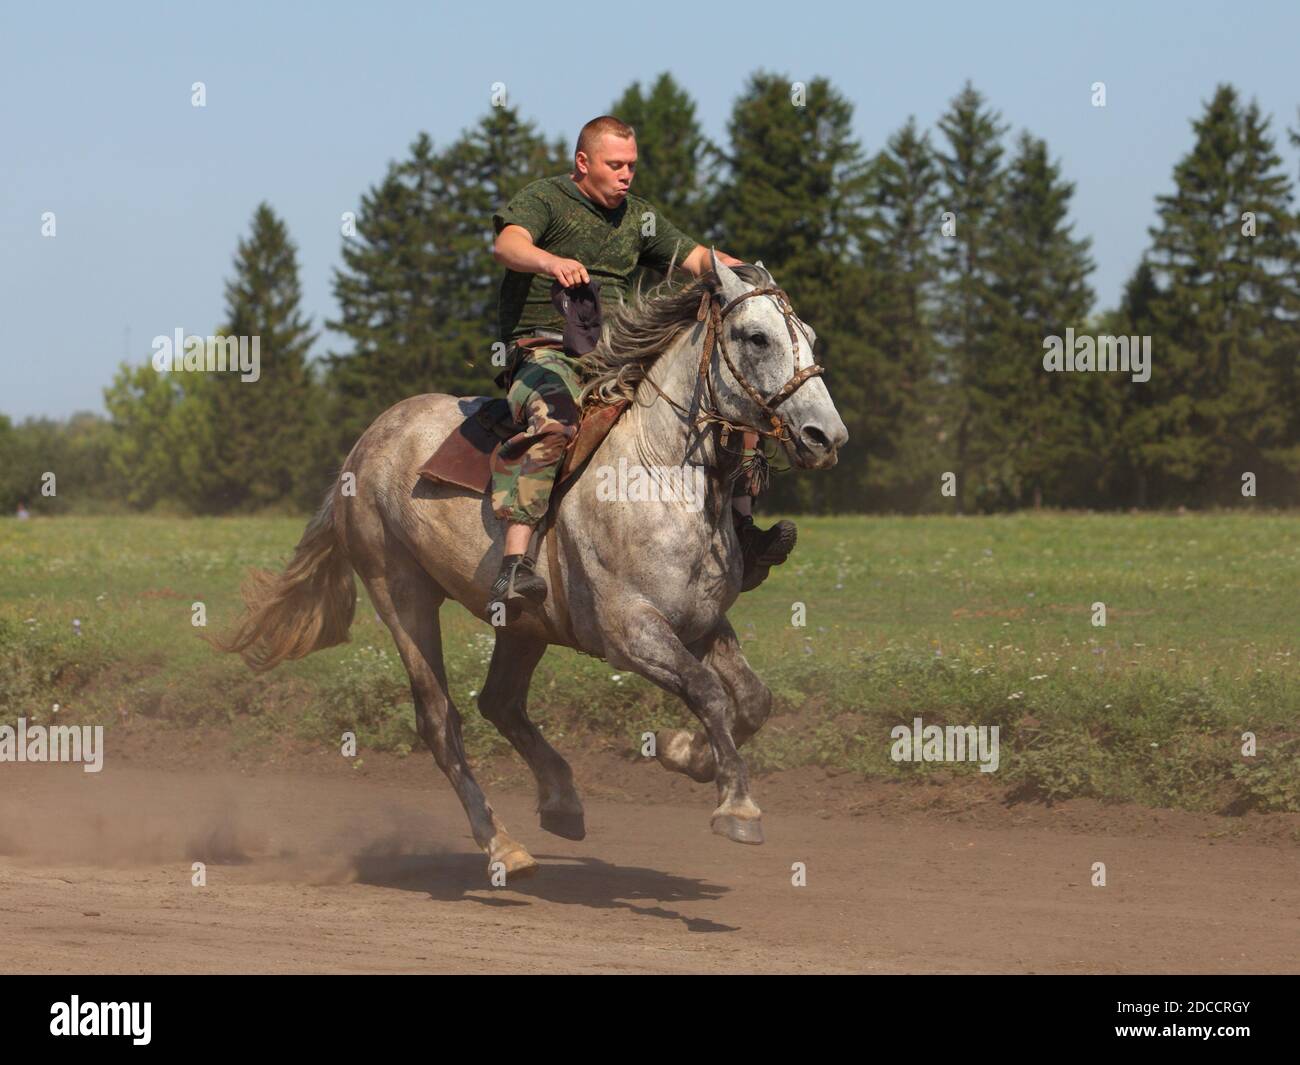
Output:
[{"xmin": 749, "ymin": 332, "xmax": 768, "ymax": 347}]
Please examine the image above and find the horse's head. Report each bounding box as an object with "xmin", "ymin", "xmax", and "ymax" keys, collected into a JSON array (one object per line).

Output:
[{"xmin": 705, "ymin": 251, "xmax": 848, "ymax": 470}]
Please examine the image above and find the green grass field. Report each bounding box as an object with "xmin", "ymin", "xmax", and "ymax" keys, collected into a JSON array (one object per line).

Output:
[{"xmin": 2, "ymin": 512, "xmax": 1297, "ymax": 812}]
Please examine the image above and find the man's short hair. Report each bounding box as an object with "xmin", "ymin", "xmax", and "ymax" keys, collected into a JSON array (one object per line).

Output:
[{"xmin": 576, "ymin": 116, "xmax": 636, "ymax": 159}]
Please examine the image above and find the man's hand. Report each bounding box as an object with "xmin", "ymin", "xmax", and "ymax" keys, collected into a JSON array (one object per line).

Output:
[
  {"xmin": 681, "ymin": 244, "xmax": 746, "ymax": 277},
  {"xmin": 547, "ymin": 257, "xmax": 590, "ymax": 287}
]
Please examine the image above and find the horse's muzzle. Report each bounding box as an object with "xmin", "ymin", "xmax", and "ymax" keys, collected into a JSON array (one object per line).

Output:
[{"xmin": 790, "ymin": 419, "xmax": 847, "ymax": 469}]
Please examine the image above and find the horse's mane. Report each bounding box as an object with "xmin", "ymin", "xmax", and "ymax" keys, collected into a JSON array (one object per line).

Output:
[{"xmin": 579, "ymin": 261, "xmax": 775, "ymax": 405}]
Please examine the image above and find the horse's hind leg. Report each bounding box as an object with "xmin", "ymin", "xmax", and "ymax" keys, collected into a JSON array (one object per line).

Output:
[
  {"xmin": 477, "ymin": 630, "xmax": 585, "ymax": 840},
  {"xmin": 358, "ymin": 542, "xmax": 537, "ymax": 881},
  {"xmin": 656, "ymin": 617, "xmax": 772, "ymax": 786}
]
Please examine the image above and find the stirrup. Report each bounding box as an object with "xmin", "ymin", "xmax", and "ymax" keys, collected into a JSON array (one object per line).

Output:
[{"xmin": 489, "ymin": 553, "xmax": 547, "ymax": 619}]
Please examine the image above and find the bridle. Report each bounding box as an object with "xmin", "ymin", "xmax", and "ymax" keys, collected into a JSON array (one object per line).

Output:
[{"xmin": 639, "ymin": 283, "xmax": 825, "ymax": 447}]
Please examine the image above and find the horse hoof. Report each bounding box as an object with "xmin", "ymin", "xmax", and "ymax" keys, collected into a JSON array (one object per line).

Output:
[
  {"xmin": 711, "ymin": 814, "xmax": 764, "ymax": 845},
  {"xmin": 490, "ymin": 848, "xmax": 539, "ymax": 882},
  {"xmin": 540, "ymin": 809, "xmax": 586, "ymax": 840},
  {"xmin": 487, "ymin": 832, "xmax": 539, "ymax": 882}
]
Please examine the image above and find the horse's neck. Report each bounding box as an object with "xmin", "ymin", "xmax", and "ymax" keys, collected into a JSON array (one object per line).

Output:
[{"xmin": 604, "ymin": 324, "xmax": 738, "ymax": 522}]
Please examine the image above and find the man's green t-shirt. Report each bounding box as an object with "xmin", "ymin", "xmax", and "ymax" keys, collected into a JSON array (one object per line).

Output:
[{"xmin": 493, "ymin": 174, "xmax": 699, "ymax": 344}]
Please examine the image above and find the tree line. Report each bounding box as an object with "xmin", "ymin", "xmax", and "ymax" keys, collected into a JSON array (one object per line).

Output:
[{"xmin": 5, "ymin": 73, "xmax": 1300, "ymax": 515}]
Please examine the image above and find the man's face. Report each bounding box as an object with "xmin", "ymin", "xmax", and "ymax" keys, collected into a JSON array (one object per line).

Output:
[{"xmin": 575, "ymin": 133, "xmax": 637, "ymax": 208}]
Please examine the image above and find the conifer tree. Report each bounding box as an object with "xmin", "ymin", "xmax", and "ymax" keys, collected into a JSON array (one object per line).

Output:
[
  {"xmin": 189, "ymin": 203, "xmax": 317, "ymax": 511},
  {"xmin": 326, "ymin": 114, "xmax": 563, "ymax": 453},
  {"xmin": 611, "ymin": 73, "xmax": 712, "ymax": 241},
  {"xmin": 715, "ymin": 72, "xmax": 876, "ymax": 511},
  {"xmin": 865, "ymin": 117, "xmax": 945, "ymax": 508},
  {"xmin": 981, "ymin": 132, "xmax": 1095, "ymax": 508},
  {"xmin": 935, "ymin": 82, "xmax": 1007, "ymax": 511},
  {"xmin": 1146, "ymin": 86, "xmax": 1300, "ymax": 503},
  {"xmin": 1087, "ymin": 260, "xmax": 1162, "ymax": 507}
]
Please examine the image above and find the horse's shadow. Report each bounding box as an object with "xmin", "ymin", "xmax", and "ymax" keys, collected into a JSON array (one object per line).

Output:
[{"xmin": 350, "ymin": 849, "xmax": 738, "ymax": 933}]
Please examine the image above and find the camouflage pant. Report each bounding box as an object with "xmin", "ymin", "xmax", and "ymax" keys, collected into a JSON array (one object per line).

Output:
[{"xmin": 490, "ymin": 349, "xmax": 584, "ymax": 526}]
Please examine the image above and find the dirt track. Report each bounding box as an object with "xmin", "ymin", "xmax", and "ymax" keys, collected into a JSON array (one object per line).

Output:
[{"xmin": 1, "ymin": 753, "xmax": 1297, "ymax": 974}]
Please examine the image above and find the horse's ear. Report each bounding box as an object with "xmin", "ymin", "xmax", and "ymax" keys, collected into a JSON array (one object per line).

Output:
[
  {"xmin": 795, "ymin": 316, "xmax": 818, "ymax": 353},
  {"xmin": 709, "ymin": 247, "xmax": 747, "ymax": 300}
]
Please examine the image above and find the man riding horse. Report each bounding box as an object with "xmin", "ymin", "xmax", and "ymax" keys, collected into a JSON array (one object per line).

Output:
[
  {"xmin": 487, "ymin": 114, "xmax": 798, "ymax": 610},
  {"xmin": 214, "ymin": 121, "xmax": 847, "ymax": 874}
]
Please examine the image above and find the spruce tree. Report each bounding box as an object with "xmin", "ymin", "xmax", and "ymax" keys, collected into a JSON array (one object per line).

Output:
[
  {"xmin": 189, "ymin": 203, "xmax": 317, "ymax": 511},
  {"xmin": 326, "ymin": 114, "xmax": 563, "ymax": 453},
  {"xmin": 611, "ymin": 73, "xmax": 712, "ymax": 241},
  {"xmin": 935, "ymin": 82, "xmax": 1007, "ymax": 512},
  {"xmin": 715, "ymin": 72, "xmax": 876, "ymax": 512},
  {"xmin": 1104, "ymin": 260, "xmax": 1163, "ymax": 507},
  {"xmin": 1146, "ymin": 86, "xmax": 1300, "ymax": 503},
  {"xmin": 982, "ymin": 132, "xmax": 1095, "ymax": 508},
  {"xmin": 864, "ymin": 117, "xmax": 945, "ymax": 509},
  {"xmin": 327, "ymin": 132, "xmax": 452, "ymax": 453}
]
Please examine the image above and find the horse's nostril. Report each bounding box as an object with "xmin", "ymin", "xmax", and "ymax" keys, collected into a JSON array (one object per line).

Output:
[{"xmin": 801, "ymin": 425, "xmax": 832, "ymax": 451}]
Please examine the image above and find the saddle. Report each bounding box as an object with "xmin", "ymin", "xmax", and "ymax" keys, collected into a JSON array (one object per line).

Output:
[
  {"xmin": 420, "ymin": 284, "xmax": 617, "ymax": 500},
  {"xmin": 417, "ymin": 393, "xmax": 628, "ymax": 497}
]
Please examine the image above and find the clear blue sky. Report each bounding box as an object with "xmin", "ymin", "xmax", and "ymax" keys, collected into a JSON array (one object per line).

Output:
[{"xmin": 3, "ymin": 0, "xmax": 1298, "ymax": 420}]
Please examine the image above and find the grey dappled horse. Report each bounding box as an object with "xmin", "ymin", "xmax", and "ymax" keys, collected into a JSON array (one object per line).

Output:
[{"xmin": 216, "ymin": 253, "xmax": 847, "ymax": 880}]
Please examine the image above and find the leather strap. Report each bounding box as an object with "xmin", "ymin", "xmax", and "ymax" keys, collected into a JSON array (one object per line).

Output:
[{"xmin": 544, "ymin": 522, "xmax": 577, "ymax": 648}]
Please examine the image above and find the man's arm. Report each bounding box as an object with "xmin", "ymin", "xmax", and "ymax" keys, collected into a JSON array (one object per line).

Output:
[
  {"xmin": 494, "ymin": 225, "xmax": 590, "ymax": 287},
  {"xmin": 680, "ymin": 244, "xmax": 746, "ymax": 277}
]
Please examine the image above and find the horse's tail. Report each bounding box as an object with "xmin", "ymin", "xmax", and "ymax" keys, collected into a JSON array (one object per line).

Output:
[{"xmin": 209, "ymin": 490, "xmax": 356, "ymax": 672}]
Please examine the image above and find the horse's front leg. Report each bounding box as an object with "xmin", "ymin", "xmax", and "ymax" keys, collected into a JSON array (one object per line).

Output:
[
  {"xmin": 608, "ymin": 608, "xmax": 763, "ymax": 845},
  {"xmin": 655, "ymin": 617, "xmax": 773, "ymax": 786}
]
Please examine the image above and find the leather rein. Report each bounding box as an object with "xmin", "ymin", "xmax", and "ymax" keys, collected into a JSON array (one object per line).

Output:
[{"xmin": 640, "ymin": 283, "xmax": 824, "ymax": 447}]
